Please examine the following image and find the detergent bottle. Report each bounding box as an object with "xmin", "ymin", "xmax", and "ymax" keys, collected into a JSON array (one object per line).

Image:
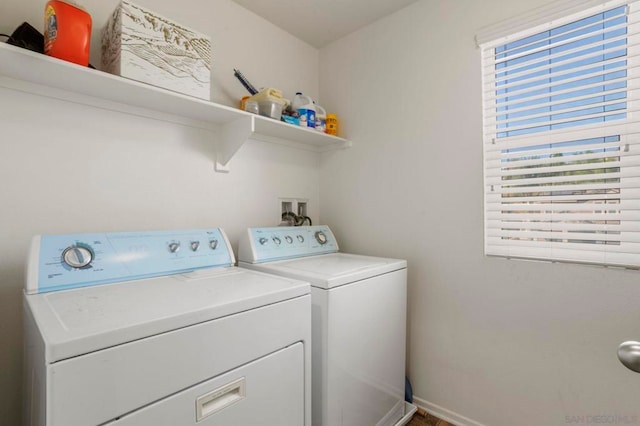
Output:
[
  {"xmin": 314, "ymin": 104, "xmax": 326, "ymax": 132},
  {"xmin": 44, "ymin": 0, "xmax": 92, "ymax": 66},
  {"xmin": 291, "ymin": 92, "xmax": 316, "ymax": 128}
]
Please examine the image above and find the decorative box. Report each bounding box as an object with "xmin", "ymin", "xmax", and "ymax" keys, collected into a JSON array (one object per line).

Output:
[{"xmin": 101, "ymin": 0, "xmax": 211, "ymax": 100}]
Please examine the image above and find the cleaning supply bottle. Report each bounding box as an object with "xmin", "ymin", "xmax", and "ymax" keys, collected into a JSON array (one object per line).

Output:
[
  {"xmin": 44, "ymin": 0, "xmax": 92, "ymax": 66},
  {"xmin": 315, "ymin": 104, "xmax": 326, "ymax": 132},
  {"xmin": 291, "ymin": 92, "xmax": 316, "ymax": 128}
]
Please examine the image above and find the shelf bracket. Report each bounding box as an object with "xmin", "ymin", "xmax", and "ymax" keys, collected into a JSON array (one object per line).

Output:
[{"xmin": 215, "ymin": 115, "xmax": 255, "ymax": 173}]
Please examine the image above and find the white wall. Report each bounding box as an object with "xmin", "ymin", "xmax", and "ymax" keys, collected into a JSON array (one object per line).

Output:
[
  {"xmin": 319, "ymin": 1, "xmax": 640, "ymax": 425},
  {"xmin": 0, "ymin": 0, "xmax": 320, "ymax": 424}
]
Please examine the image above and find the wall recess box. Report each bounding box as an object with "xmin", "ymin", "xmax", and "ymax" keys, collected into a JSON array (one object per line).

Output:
[{"xmin": 279, "ymin": 198, "xmax": 309, "ymax": 225}]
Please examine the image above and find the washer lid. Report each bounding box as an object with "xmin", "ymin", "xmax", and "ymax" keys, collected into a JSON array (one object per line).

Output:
[
  {"xmin": 240, "ymin": 253, "xmax": 406, "ymax": 289},
  {"xmin": 24, "ymin": 267, "xmax": 310, "ymax": 363}
]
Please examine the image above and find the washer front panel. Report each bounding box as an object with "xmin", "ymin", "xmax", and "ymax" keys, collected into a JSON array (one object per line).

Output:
[{"xmin": 240, "ymin": 226, "xmax": 338, "ymax": 263}]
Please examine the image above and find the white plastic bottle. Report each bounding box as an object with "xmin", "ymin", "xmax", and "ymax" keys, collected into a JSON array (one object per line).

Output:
[
  {"xmin": 290, "ymin": 92, "xmax": 307, "ymax": 111},
  {"xmin": 291, "ymin": 92, "xmax": 316, "ymax": 128},
  {"xmin": 315, "ymin": 104, "xmax": 326, "ymax": 132}
]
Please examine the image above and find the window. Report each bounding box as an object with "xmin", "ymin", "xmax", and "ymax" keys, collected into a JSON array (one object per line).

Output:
[{"xmin": 480, "ymin": 0, "xmax": 640, "ymax": 268}]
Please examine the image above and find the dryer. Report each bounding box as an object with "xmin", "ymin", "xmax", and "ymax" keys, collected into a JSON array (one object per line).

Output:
[
  {"xmin": 238, "ymin": 225, "xmax": 414, "ymax": 426},
  {"xmin": 23, "ymin": 228, "xmax": 311, "ymax": 426}
]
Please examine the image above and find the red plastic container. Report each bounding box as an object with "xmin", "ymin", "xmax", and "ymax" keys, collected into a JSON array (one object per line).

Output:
[{"xmin": 44, "ymin": 0, "xmax": 92, "ymax": 66}]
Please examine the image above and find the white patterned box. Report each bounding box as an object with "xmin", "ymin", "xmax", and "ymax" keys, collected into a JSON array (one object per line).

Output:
[{"xmin": 101, "ymin": 1, "xmax": 211, "ymax": 100}]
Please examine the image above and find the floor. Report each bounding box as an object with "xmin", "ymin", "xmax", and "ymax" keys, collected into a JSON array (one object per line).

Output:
[{"xmin": 408, "ymin": 411, "xmax": 454, "ymax": 426}]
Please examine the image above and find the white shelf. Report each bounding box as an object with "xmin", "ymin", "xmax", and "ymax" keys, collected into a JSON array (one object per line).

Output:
[{"xmin": 0, "ymin": 42, "xmax": 351, "ymax": 172}]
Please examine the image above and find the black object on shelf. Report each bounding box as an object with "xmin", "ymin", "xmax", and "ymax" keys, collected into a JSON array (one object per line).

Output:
[
  {"xmin": 233, "ymin": 68, "xmax": 258, "ymax": 95},
  {"xmin": 5, "ymin": 22, "xmax": 44, "ymax": 53}
]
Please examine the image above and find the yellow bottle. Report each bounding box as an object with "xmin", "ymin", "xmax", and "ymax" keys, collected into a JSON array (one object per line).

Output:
[{"xmin": 326, "ymin": 113, "xmax": 338, "ymax": 136}]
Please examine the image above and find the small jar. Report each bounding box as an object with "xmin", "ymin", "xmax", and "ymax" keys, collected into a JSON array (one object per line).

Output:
[{"xmin": 244, "ymin": 100, "xmax": 259, "ymax": 114}]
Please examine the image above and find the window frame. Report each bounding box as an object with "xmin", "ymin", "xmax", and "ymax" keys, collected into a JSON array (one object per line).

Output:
[{"xmin": 479, "ymin": 0, "xmax": 640, "ymax": 269}]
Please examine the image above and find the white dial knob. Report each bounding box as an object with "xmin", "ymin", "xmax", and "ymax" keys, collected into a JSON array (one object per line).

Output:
[
  {"xmin": 297, "ymin": 235, "xmax": 304, "ymax": 242},
  {"xmin": 168, "ymin": 242, "xmax": 181, "ymax": 253},
  {"xmin": 285, "ymin": 236, "xmax": 293, "ymax": 244},
  {"xmin": 209, "ymin": 239, "xmax": 219, "ymax": 250},
  {"xmin": 190, "ymin": 241, "xmax": 200, "ymax": 251},
  {"xmin": 259, "ymin": 237, "xmax": 268, "ymax": 245},
  {"xmin": 315, "ymin": 231, "xmax": 328, "ymax": 245},
  {"xmin": 62, "ymin": 246, "xmax": 93, "ymax": 269},
  {"xmin": 273, "ymin": 237, "xmax": 282, "ymax": 245}
]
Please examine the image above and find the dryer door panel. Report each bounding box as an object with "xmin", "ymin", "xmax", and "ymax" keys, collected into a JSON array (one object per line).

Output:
[
  {"xmin": 104, "ymin": 343, "xmax": 304, "ymax": 426},
  {"xmin": 48, "ymin": 296, "xmax": 310, "ymax": 426}
]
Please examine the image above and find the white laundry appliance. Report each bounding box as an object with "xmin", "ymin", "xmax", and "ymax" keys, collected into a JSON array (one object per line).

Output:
[
  {"xmin": 23, "ymin": 228, "xmax": 311, "ymax": 426},
  {"xmin": 238, "ymin": 225, "xmax": 415, "ymax": 426}
]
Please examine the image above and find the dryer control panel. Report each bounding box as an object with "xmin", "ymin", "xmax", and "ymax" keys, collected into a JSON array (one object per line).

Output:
[
  {"xmin": 238, "ymin": 225, "xmax": 338, "ymax": 263},
  {"xmin": 26, "ymin": 228, "xmax": 234, "ymax": 294}
]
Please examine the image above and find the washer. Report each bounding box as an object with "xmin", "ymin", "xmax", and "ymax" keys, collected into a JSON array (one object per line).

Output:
[
  {"xmin": 238, "ymin": 225, "xmax": 411, "ymax": 426},
  {"xmin": 23, "ymin": 228, "xmax": 311, "ymax": 426}
]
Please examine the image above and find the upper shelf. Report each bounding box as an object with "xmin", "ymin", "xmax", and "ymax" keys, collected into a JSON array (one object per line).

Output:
[{"xmin": 0, "ymin": 42, "xmax": 351, "ymax": 172}]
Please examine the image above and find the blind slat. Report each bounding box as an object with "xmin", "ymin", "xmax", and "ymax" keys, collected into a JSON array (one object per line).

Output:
[
  {"xmin": 484, "ymin": 124, "xmax": 640, "ymax": 153},
  {"xmin": 484, "ymin": 55, "xmax": 634, "ymax": 95},
  {"xmin": 485, "ymin": 150, "xmax": 635, "ymax": 172},
  {"xmin": 485, "ymin": 136, "xmax": 637, "ymax": 159},
  {"xmin": 489, "ymin": 179, "xmax": 640, "ymax": 196},
  {"xmin": 484, "ymin": 82, "xmax": 633, "ymax": 120},
  {"xmin": 481, "ymin": 32, "xmax": 640, "ymax": 79},
  {"xmin": 486, "ymin": 243, "xmax": 640, "ymax": 264},
  {"xmin": 486, "ymin": 170, "xmax": 626, "ymax": 186},
  {"xmin": 486, "ymin": 237, "xmax": 640, "ymax": 255},
  {"xmin": 483, "ymin": 75, "xmax": 635, "ymax": 113},
  {"xmin": 492, "ymin": 24, "xmax": 628, "ymax": 67},
  {"xmin": 487, "ymin": 230, "xmax": 640, "ymax": 243},
  {"xmin": 485, "ymin": 210, "xmax": 637, "ymax": 221},
  {"xmin": 486, "ymin": 220, "xmax": 640, "ymax": 232},
  {"xmin": 485, "ymin": 188, "xmax": 640, "ymax": 203},
  {"xmin": 486, "ymin": 157, "xmax": 640, "ymax": 179},
  {"xmin": 485, "ymin": 199, "xmax": 640, "ymax": 211},
  {"xmin": 487, "ymin": 99, "xmax": 633, "ymax": 130}
]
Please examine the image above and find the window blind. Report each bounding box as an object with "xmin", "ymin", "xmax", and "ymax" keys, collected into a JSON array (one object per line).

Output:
[{"xmin": 480, "ymin": 0, "xmax": 640, "ymax": 268}]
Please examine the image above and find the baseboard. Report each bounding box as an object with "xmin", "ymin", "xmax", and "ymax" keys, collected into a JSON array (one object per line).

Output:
[{"xmin": 412, "ymin": 396, "xmax": 487, "ymax": 426}]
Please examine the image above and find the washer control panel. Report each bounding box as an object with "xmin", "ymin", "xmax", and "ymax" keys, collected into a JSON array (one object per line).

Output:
[
  {"xmin": 27, "ymin": 228, "xmax": 234, "ymax": 294},
  {"xmin": 239, "ymin": 225, "xmax": 338, "ymax": 263}
]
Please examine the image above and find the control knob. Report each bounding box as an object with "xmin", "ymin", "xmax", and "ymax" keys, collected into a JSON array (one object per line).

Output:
[
  {"xmin": 297, "ymin": 235, "xmax": 304, "ymax": 242},
  {"xmin": 259, "ymin": 237, "xmax": 268, "ymax": 246},
  {"xmin": 168, "ymin": 242, "xmax": 181, "ymax": 253},
  {"xmin": 190, "ymin": 241, "xmax": 200, "ymax": 251},
  {"xmin": 209, "ymin": 239, "xmax": 219, "ymax": 250},
  {"xmin": 285, "ymin": 236, "xmax": 293, "ymax": 244},
  {"xmin": 62, "ymin": 245, "xmax": 93, "ymax": 269},
  {"xmin": 273, "ymin": 237, "xmax": 282, "ymax": 245},
  {"xmin": 315, "ymin": 231, "xmax": 328, "ymax": 245}
]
